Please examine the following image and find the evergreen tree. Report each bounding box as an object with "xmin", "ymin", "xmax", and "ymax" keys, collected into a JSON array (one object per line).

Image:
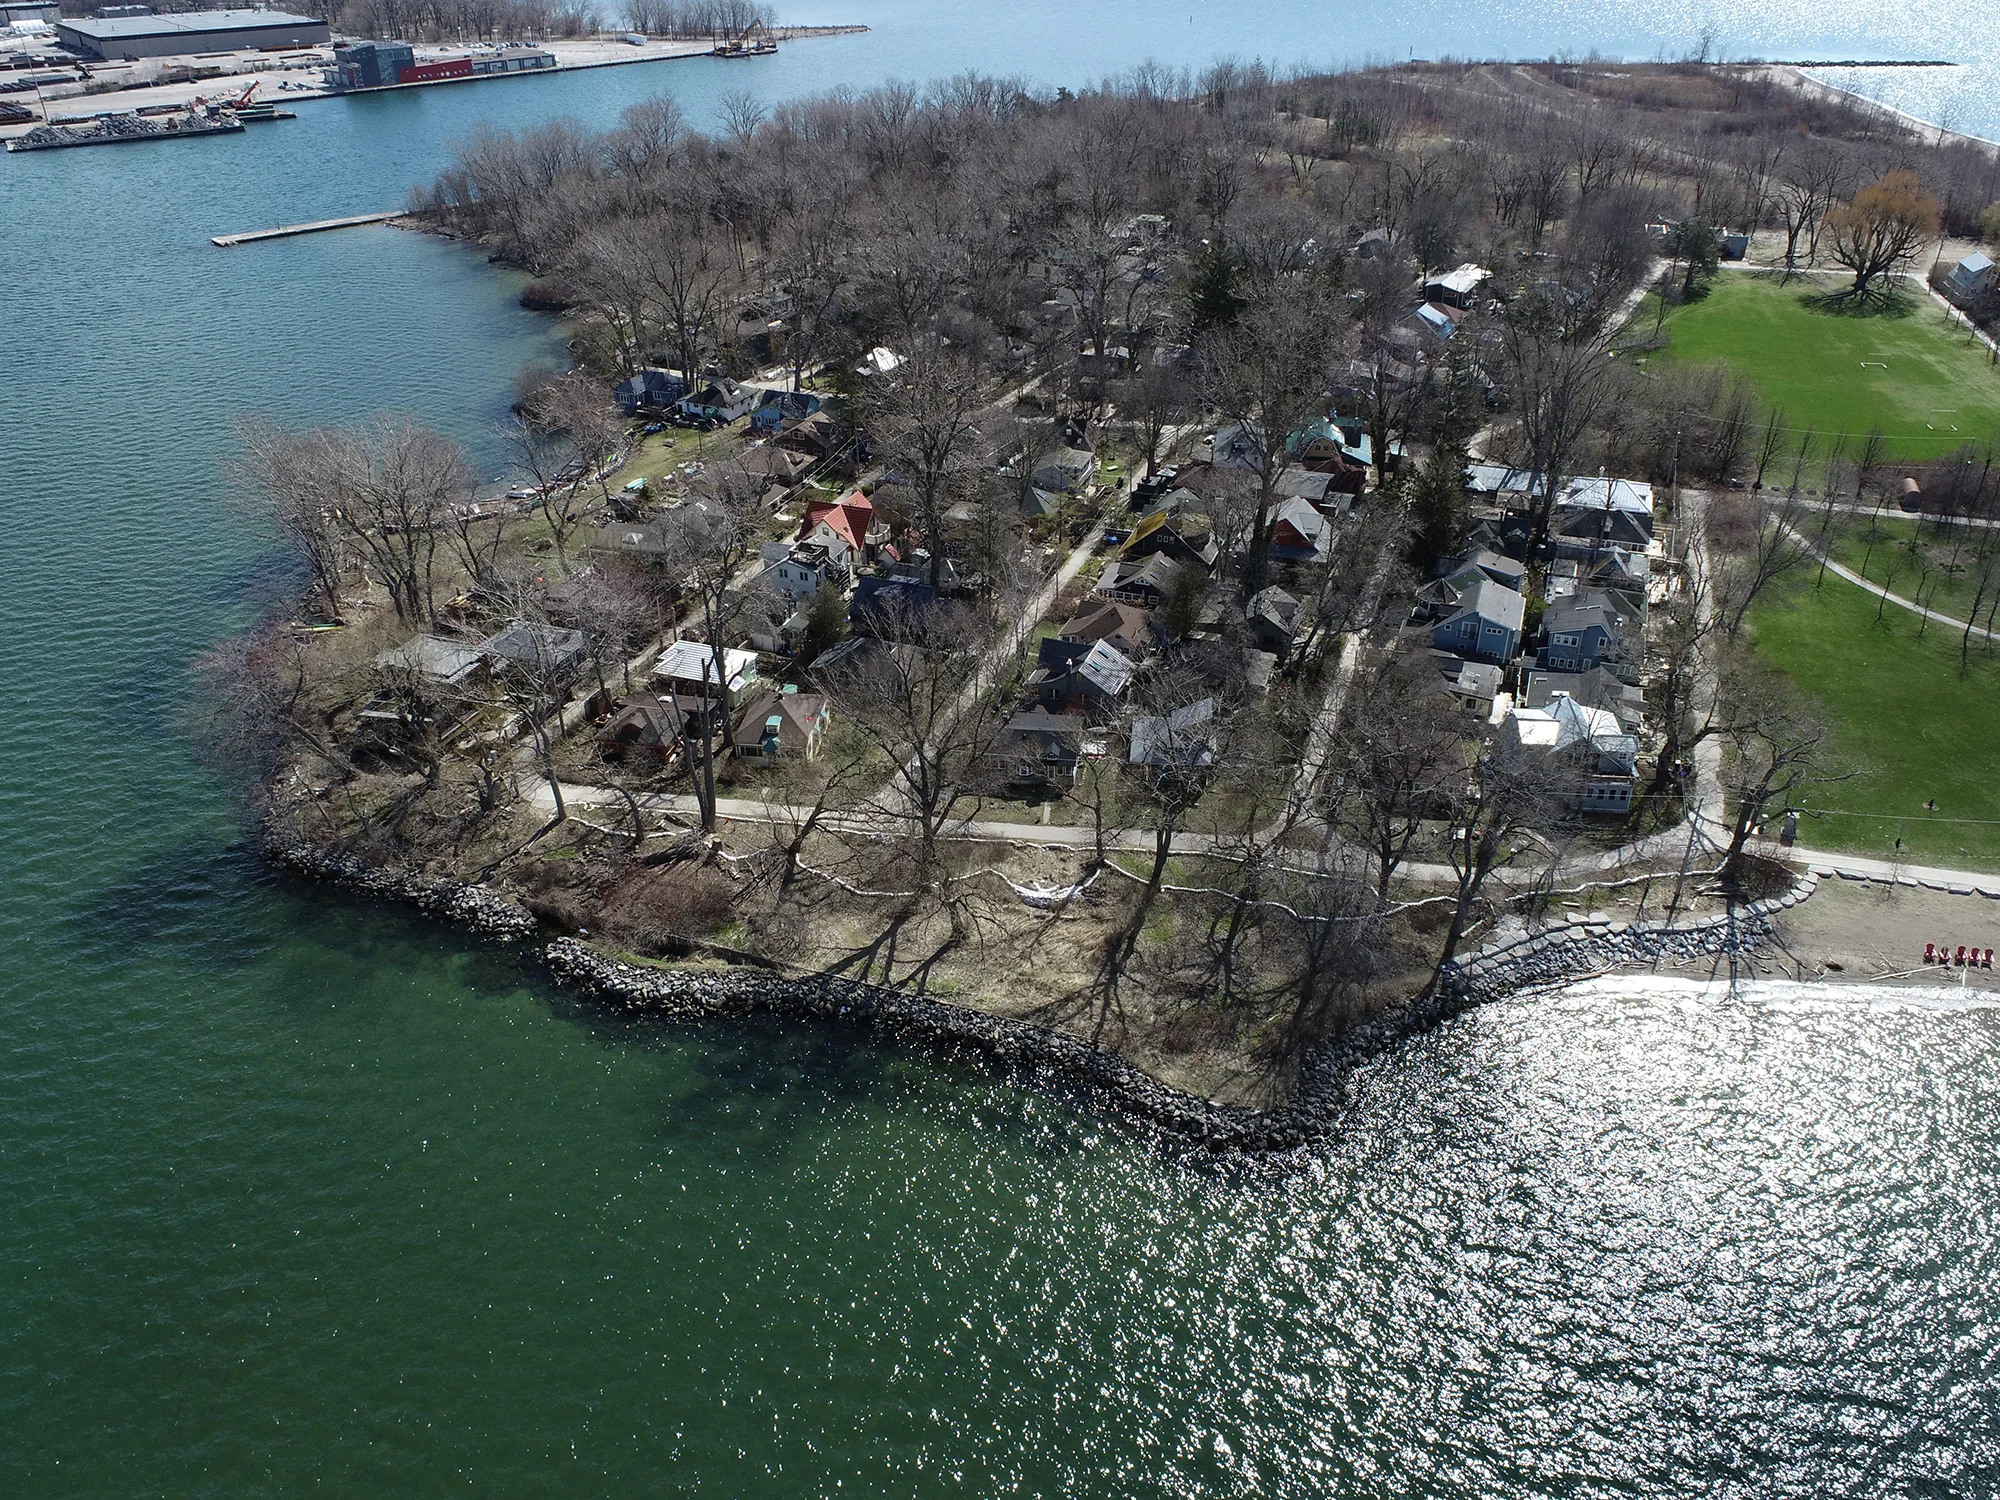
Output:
[
  {"xmin": 1408, "ymin": 440, "xmax": 1468, "ymax": 571},
  {"xmin": 1185, "ymin": 243, "xmax": 1245, "ymax": 334},
  {"xmin": 1669, "ymin": 218, "xmax": 1721, "ymax": 298}
]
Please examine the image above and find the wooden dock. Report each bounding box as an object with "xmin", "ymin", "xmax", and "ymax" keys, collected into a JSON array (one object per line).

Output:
[{"xmin": 211, "ymin": 212, "xmax": 402, "ymax": 248}]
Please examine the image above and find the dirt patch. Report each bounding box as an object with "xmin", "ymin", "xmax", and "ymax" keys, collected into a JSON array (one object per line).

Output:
[{"xmin": 1771, "ymin": 878, "xmax": 2000, "ymax": 989}]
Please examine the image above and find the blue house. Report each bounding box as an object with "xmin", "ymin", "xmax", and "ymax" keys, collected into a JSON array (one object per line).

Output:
[
  {"xmin": 749, "ymin": 389, "xmax": 823, "ymax": 434},
  {"xmin": 614, "ymin": 368, "xmax": 687, "ymax": 414},
  {"xmin": 1430, "ymin": 576, "xmax": 1524, "ymax": 665},
  {"xmin": 1536, "ymin": 592, "xmax": 1629, "ymax": 674}
]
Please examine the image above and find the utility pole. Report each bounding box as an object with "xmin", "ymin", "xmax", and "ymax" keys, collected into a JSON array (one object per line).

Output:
[{"xmin": 1668, "ymin": 422, "xmax": 1681, "ymax": 522}]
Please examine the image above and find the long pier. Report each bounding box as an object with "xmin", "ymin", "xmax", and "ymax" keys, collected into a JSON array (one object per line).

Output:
[{"xmin": 211, "ymin": 211, "xmax": 401, "ymax": 247}]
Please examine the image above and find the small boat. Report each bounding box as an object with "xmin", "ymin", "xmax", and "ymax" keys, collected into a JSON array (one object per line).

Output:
[{"xmin": 228, "ymin": 102, "xmax": 298, "ymax": 123}]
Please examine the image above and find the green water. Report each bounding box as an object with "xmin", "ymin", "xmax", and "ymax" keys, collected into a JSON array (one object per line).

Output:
[{"xmin": 5, "ymin": 14, "xmax": 2000, "ymax": 1495}]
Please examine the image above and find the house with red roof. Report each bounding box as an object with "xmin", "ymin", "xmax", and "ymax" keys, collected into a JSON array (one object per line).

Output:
[{"xmin": 798, "ymin": 489, "xmax": 879, "ymax": 562}]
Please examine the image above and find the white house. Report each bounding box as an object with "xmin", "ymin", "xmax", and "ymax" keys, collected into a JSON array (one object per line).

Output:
[
  {"xmin": 757, "ymin": 539, "xmax": 849, "ymax": 604},
  {"xmin": 1947, "ymin": 251, "xmax": 1994, "ymax": 298},
  {"xmin": 1503, "ymin": 692, "xmax": 1638, "ymax": 813}
]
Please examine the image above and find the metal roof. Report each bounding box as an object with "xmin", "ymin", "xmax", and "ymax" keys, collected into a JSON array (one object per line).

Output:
[
  {"xmin": 60, "ymin": 8, "xmax": 324, "ymax": 38},
  {"xmin": 1558, "ymin": 476, "xmax": 1653, "ymax": 515}
]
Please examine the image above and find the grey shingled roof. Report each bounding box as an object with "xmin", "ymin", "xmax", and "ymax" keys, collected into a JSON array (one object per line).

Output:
[{"xmin": 1444, "ymin": 576, "xmax": 1524, "ymax": 634}]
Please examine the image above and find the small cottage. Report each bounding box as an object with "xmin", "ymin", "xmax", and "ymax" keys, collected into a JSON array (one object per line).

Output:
[{"xmin": 731, "ymin": 688, "xmax": 829, "ymax": 760}]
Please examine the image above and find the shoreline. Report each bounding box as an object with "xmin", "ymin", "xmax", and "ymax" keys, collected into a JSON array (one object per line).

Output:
[
  {"xmin": 1776, "ymin": 63, "xmax": 2000, "ymax": 152},
  {"xmin": 0, "ymin": 27, "xmax": 870, "ymax": 143},
  {"xmin": 265, "ymin": 838, "xmax": 1827, "ymax": 1154}
]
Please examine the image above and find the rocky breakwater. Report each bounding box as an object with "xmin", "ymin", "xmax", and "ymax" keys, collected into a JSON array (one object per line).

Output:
[
  {"xmin": 543, "ymin": 939, "xmax": 1343, "ymax": 1154},
  {"xmin": 1438, "ymin": 870, "xmax": 1821, "ymax": 1006},
  {"xmin": 263, "ymin": 840, "xmax": 539, "ymax": 942}
]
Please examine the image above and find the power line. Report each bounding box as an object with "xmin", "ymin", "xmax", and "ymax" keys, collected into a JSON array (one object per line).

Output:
[{"xmin": 1799, "ymin": 809, "xmax": 2000, "ymax": 825}]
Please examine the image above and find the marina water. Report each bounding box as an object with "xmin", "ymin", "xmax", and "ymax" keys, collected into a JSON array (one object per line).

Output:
[{"xmin": 4, "ymin": 3, "xmax": 1999, "ymax": 1491}]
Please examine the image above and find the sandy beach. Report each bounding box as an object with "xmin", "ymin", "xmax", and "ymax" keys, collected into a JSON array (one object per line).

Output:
[{"xmin": 1764, "ymin": 877, "xmax": 2000, "ymax": 990}]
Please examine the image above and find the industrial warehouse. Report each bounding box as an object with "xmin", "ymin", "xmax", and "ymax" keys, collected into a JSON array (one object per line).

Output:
[
  {"xmin": 55, "ymin": 7, "xmax": 329, "ymax": 61},
  {"xmin": 324, "ymin": 39, "xmax": 554, "ymax": 91},
  {"xmin": 0, "ymin": 15, "xmax": 848, "ymax": 154}
]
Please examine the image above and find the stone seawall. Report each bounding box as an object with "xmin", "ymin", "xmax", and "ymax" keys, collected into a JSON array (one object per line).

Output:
[
  {"xmin": 262, "ymin": 839, "xmax": 1815, "ymax": 1154},
  {"xmin": 1305, "ymin": 872, "xmax": 1817, "ymax": 1074},
  {"xmin": 1437, "ymin": 870, "xmax": 1818, "ymax": 1006},
  {"xmin": 263, "ymin": 840, "xmax": 539, "ymax": 943},
  {"xmin": 542, "ymin": 939, "xmax": 1340, "ymax": 1154}
]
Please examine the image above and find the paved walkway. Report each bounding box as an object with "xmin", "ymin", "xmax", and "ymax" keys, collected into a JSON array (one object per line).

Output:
[
  {"xmin": 1814, "ymin": 500, "xmax": 2000, "ymax": 531},
  {"xmin": 1782, "ymin": 520, "xmax": 1998, "ymax": 642}
]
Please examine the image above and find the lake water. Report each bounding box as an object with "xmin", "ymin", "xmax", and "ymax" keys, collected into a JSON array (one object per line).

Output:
[{"xmin": 4, "ymin": 4, "xmax": 1999, "ymax": 1493}]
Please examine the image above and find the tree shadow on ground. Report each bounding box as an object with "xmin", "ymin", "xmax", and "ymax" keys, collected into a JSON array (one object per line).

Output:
[{"xmin": 1799, "ymin": 286, "xmax": 1918, "ymax": 320}]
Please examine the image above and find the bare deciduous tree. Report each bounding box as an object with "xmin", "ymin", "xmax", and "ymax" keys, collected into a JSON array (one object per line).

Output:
[
  {"xmin": 507, "ymin": 370, "xmax": 624, "ymax": 571},
  {"xmin": 869, "ymin": 343, "xmax": 987, "ymax": 591},
  {"xmin": 1436, "ymin": 738, "xmax": 1564, "ymax": 974},
  {"xmin": 650, "ymin": 466, "xmax": 767, "ymax": 832},
  {"xmin": 1331, "ymin": 651, "xmax": 1467, "ymax": 906}
]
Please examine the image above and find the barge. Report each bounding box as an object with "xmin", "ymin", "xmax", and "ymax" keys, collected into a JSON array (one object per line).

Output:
[
  {"xmin": 6, "ymin": 105, "xmax": 243, "ymax": 151},
  {"xmin": 711, "ymin": 20, "xmax": 777, "ymax": 56}
]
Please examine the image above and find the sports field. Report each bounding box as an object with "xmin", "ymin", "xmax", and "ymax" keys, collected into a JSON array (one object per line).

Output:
[{"xmin": 1659, "ymin": 273, "xmax": 2000, "ymax": 461}]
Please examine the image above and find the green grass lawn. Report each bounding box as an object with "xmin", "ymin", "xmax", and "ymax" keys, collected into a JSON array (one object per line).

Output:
[
  {"xmin": 1749, "ymin": 571, "xmax": 2000, "ymax": 870},
  {"xmin": 1821, "ymin": 513, "xmax": 2000, "ymax": 624},
  {"xmin": 1657, "ymin": 273, "xmax": 2000, "ymax": 462}
]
